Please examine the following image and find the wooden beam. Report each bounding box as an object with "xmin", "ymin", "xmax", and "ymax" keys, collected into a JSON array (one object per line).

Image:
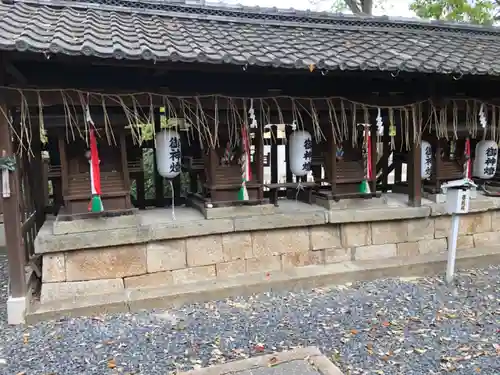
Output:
[
  {"xmin": 7, "ymin": 50, "xmax": 459, "ymax": 80},
  {"xmin": 0, "ymin": 54, "xmax": 26, "ymax": 298},
  {"xmin": 5, "ymin": 62, "xmax": 27, "ymax": 85},
  {"xmin": 9, "ymin": 50, "xmax": 500, "ymax": 95},
  {"xmin": 408, "ymin": 132, "xmax": 422, "ymax": 207}
]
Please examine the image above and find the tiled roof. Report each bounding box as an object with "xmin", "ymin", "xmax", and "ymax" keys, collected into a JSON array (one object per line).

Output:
[{"xmin": 2, "ymin": 0, "xmax": 500, "ymax": 75}]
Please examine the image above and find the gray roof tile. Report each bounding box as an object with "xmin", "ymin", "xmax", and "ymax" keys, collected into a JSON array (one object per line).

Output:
[{"xmin": 2, "ymin": 0, "xmax": 500, "ymax": 75}]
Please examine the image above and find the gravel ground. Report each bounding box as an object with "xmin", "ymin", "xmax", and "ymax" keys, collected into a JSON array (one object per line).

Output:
[{"xmin": 0, "ymin": 254, "xmax": 499, "ymax": 375}]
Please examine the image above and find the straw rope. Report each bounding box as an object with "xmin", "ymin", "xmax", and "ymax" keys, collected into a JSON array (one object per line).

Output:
[{"xmin": 0, "ymin": 86, "xmax": 498, "ymax": 155}]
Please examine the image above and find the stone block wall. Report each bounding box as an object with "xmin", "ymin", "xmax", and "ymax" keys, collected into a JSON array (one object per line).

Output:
[{"xmin": 41, "ymin": 211, "xmax": 496, "ymax": 303}]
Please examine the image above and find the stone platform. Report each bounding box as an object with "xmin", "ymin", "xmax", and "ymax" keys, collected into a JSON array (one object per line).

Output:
[{"xmin": 34, "ymin": 193, "xmax": 500, "ymax": 316}]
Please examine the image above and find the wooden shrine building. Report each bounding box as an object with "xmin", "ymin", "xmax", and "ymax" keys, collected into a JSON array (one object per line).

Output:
[{"xmin": 2, "ymin": 0, "xmax": 500, "ymax": 324}]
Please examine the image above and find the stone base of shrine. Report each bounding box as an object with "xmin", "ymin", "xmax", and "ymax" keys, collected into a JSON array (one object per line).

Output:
[
  {"xmin": 30, "ymin": 193, "xmax": 500, "ymax": 320},
  {"xmin": 187, "ymin": 194, "xmax": 278, "ymax": 219}
]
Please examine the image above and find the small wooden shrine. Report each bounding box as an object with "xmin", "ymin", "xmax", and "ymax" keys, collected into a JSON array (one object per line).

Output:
[
  {"xmin": 57, "ymin": 131, "xmax": 133, "ymax": 216},
  {"xmin": 312, "ymin": 125, "xmax": 379, "ymax": 204},
  {"xmin": 187, "ymin": 123, "xmax": 265, "ymax": 211},
  {"xmin": 380, "ymin": 102, "xmax": 500, "ymax": 199}
]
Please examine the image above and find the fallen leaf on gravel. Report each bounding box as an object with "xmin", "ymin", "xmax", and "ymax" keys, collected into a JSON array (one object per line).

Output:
[
  {"xmin": 414, "ymin": 348, "xmax": 427, "ymax": 354},
  {"xmin": 350, "ymin": 329, "xmax": 358, "ymax": 335},
  {"xmin": 16, "ymin": 372, "xmax": 26, "ymax": 375},
  {"xmin": 366, "ymin": 343, "xmax": 373, "ymax": 355},
  {"xmin": 331, "ymin": 350, "xmax": 341, "ymax": 363},
  {"xmin": 107, "ymin": 359, "xmax": 116, "ymax": 369},
  {"xmin": 268, "ymin": 356, "xmax": 279, "ymax": 367},
  {"xmin": 22, "ymin": 334, "xmax": 29, "ymax": 344},
  {"xmin": 227, "ymin": 301, "xmax": 250, "ymax": 309}
]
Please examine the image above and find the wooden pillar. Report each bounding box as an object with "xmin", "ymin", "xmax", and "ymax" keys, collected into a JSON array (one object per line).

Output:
[
  {"xmin": 188, "ymin": 140, "xmax": 200, "ymax": 194},
  {"xmin": 434, "ymin": 140, "xmax": 443, "ymax": 192},
  {"xmin": 29, "ymin": 124, "xmax": 45, "ymax": 227},
  {"xmin": 328, "ymin": 134, "xmax": 337, "ymax": 195},
  {"xmin": 370, "ymin": 123, "xmax": 377, "ymax": 193},
  {"xmin": 119, "ymin": 132, "xmax": 132, "ymax": 208},
  {"xmin": 136, "ymin": 171, "xmax": 146, "ymax": 209},
  {"xmin": 254, "ymin": 127, "xmax": 264, "ymax": 200},
  {"xmin": 270, "ymin": 127, "xmax": 278, "ymax": 183},
  {"xmin": 0, "ymin": 56, "xmax": 26, "ymax": 298},
  {"xmin": 172, "ymin": 173, "xmax": 181, "ymax": 206},
  {"xmin": 311, "ymin": 143, "xmax": 322, "ymax": 183},
  {"xmin": 189, "ymin": 170, "xmax": 198, "ymax": 194},
  {"xmin": 119, "ymin": 133, "xmax": 131, "ymax": 190},
  {"xmin": 394, "ymin": 159, "xmax": 402, "ymax": 184},
  {"xmin": 381, "ymin": 118, "xmax": 390, "ymax": 192},
  {"xmin": 408, "ymin": 131, "xmax": 422, "ymax": 207},
  {"xmin": 58, "ymin": 135, "xmax": 69, "ymax": 208},
  {"xmin": 285, "ymin": 125, "xmax": 293, "ymax": 183},
  {"xmin": 42, "ymin": 158, "xmax": 49, "ymax": 210},
  {"xmin": 207, "ymin": 148, "xmax": 218, "ymax": 202},
  {"xmin": 153, "ymin": 110, "xmax": 164, "ymax": 207}
]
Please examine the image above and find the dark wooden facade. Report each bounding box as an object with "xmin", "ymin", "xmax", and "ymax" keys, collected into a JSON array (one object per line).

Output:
[{"xmin": 2, "ymin": 1, "xmax": 500, "ymax": 315}]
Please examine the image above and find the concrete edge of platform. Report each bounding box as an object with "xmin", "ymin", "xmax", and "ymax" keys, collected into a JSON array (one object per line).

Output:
[
  {"xmin": 34, "ymin": 194, "xmax": 500, "ymax": 254},
  {"xmin": 175, "ymin": 346, "xmax": 343, "ymax": 375},
  {"xmin": 26, "ymin": 246, "xmax": 500, "ymax": 324}
]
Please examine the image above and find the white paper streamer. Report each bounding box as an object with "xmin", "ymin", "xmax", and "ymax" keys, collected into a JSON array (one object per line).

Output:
[
  {"xmin": 1, "ymin": 168, "xmax": 10, "ymax": 198},
  {"xmin": 376, "ymin": 108, "xmax": 384, "ymax": 135},
  {"xmin": 248, "ymin": 99, "xmax": 257, "ymax": 128},
  {"xmin": 479, "ymin": 104, "xmax": 487, "ymax": 129}
]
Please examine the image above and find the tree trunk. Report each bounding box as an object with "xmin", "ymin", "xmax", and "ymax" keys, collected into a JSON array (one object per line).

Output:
[
  {"xmin": 361, "ymin": 0, "xmax": 373, "ymax": 14},
  {"xmin": 344, "ymin": 0, "xmax": 373, "ymax": 15}
]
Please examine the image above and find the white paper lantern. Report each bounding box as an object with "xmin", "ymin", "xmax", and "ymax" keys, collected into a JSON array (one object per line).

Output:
[
  {"xmin": 473, "ymin": 140, "xmax": 498, "ymax": 179},
  {"xmin": 289, "ymin": 130, "xmax": 312, "ymax": 177},
  {"xmin": 155, "ymin": 129, "xmax": 182, "ymax": 179},
  {"xmin": 421, "ymin": 140, "xmax": 433, "ymax": 179}
]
